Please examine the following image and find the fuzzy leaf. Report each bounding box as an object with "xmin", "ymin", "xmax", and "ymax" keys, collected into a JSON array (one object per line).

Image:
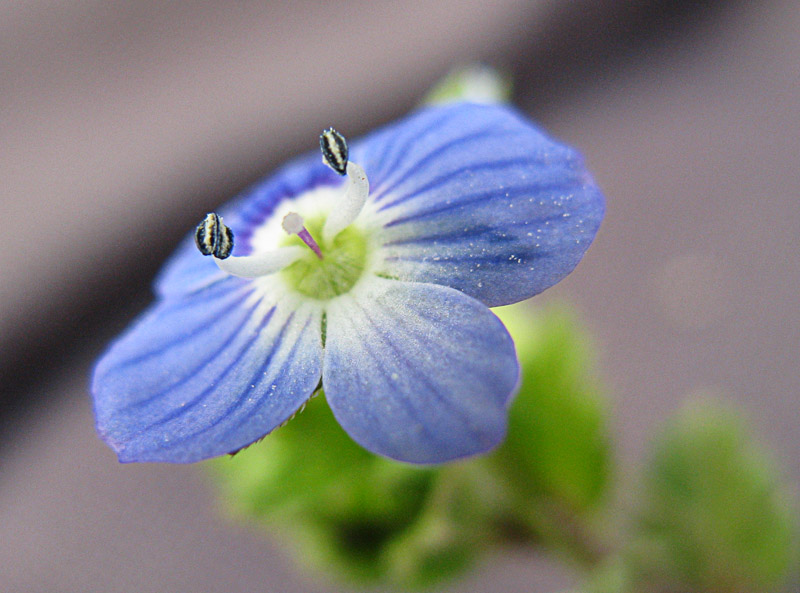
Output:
[
  {"xmin": 492, "ymin": 303, "xmax": 612, "ymax": 513},
  {"xmin": 630, "ymin": 398, "xmax": 798, "ymax": 592}
]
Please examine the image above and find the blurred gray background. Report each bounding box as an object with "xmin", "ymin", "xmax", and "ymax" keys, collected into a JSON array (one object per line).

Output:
[{"xmin": 1, "ymin": 1, "xmax": 798, "ymax": 591}]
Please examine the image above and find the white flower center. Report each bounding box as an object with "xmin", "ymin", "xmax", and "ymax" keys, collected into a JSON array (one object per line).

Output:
[{"xmin": 194, "ymin": 129, "xmax": 375, "ymax": 300}]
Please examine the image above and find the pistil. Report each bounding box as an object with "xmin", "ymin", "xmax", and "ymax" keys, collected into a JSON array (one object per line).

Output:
[{"xmin": 282, "ymin": 212, "xmax": 323, "ymax": 259}]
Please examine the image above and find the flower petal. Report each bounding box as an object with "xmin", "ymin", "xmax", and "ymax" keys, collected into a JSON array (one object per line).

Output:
[
  {"xmin": 92, "ymin": 279, "xmax": 323, "ymax": 462},
  {"xmin": 352, "ymin": 103, "xmax": 604, "ymax": 307},
  {"xmin": 322, "ymin": 277, "xmax": 519, "ymax": 464}
]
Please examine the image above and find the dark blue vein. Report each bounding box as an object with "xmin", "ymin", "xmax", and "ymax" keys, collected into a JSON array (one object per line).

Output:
[
  {"xmin": 157, "ymin": 310, "xmax": 304, "ymax": 446},
  {"xmin": 382, "ymin": 180, "xmax": 578, "ymax": 228},
  {"xmin": 381, "ymin": 224, "xmax": 499, "ymax": 247},
  {"xmin": 121, "ymin": 302, "xmax": 273, "ymax": 413},
  {"xmin": 111, "ymin": 285, "xmax": 251, "ymax": 370},
  {"xmin": 355, "ymin": 295, "xmax": 486, "ymax": 445},
  {"xmin": 371, "ymin": 125, "xmax": 511, "ymax": 200},
  {"xmin": 344, "ymin": 298, "xmax": 446, "ymax": 448},
  {"xmin": 216, "ymin": 313, "xmax": 319, "ymax": 443},
  {"xmin": 376, "ymin": 156, "xmax": 554, "ymax": 214},
  {"xmin": 401, "ymin": 309, "xmax": 511, "ymax": 415},
  {"xmin": 382, "ymin": 248, "xmax": 551, "ymax": 265},
  {"xmin": 372, "ymin": 107, "xmax": 467, "ymax": 189},
  {"xmin": 382, "ymin": 211, "xmax": 569, "ymax": 246},
  {"xmin": 135, "ymin": 306, "xmax": 285, "ymax": 439}
]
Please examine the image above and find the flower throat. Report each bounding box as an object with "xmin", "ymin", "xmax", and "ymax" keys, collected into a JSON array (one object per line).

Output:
[
  {"xmin": 194, "ymin": 128, "xmax": 371, "ymax": 299},
  {"xmin": 280, "ymin": 216, "xmax": 367, "ymax": 299}
]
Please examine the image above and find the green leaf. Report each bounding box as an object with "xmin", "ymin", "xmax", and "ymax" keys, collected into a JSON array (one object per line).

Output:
[
  {"xmin": 630, "ymin": 397, "xmax": 798, "ymax": 592},
  {"xmin": 576, "ymin": 556, "xmax": 635, "ymax": 593},
  {"xmin": 481, "ymin": 303, "xmax": 613, "ymax": 568},
  {"xmin": 422, "ymin": 64, "xmax": 512, "ymax": 105},
  {"xmin": 208, "ymin": 394, "xmax": 489, "ymax": 588},
  {"xmin": 491, "ymin": 303, "xmax": 612, "ymax": 514},
  {"xmin": 379, "ymin": 464, "xmax": 491, "ymax": 589},
  {"xmin": 210, "ymin": 392, "xmax": 385, "ymax": 519},
  {"xmin": 209, "ymin": 302, "xmax": 616, "ymax": 585}
]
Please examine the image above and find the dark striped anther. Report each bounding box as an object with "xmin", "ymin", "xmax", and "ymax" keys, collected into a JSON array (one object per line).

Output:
[
  {"xmin": 195, "ymin": 212, "xmax": 234, "ymax": 259},
  {"xmin": 320, "ymin": 128, "xmax": 348, "ymax": 175}
]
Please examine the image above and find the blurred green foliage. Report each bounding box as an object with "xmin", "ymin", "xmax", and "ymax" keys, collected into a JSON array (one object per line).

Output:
[
  {"xmin": 205, "ymin": 66, "xmax": 797, "ymax": 592},
  {"xmin": 212, "ymin": 388, "xmax": 505, "ymax": 588},
  {"xmin": 213, "ymin": 393, "xmax": 450, "ymax": 586},
  {"xmin": 209, "ymin": 304, "xmax": 797, "ymax": 592},
  {"xmin": 626, "ymin": 398, "xmax": 798, "ymax": 593},
  {"xmin": 422, "ymin": 63, "xmax": 512, "ymax": 105},
  {"xmin": 210, "ymin": 303, "xmax": 615, "ymax": 588},
  {"xmin": 491, "ymin": 304, "xmax": 612, "ymax": 565}
]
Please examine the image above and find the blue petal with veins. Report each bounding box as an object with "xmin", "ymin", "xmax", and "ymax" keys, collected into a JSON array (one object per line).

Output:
[
  {"xmin": 93, "ymin": 279, "xmax": 322, "ymax": 462},
  {"xmin": 323, "ymin": 279, "xmax": 519, "ymax": 463},
  {"xmin": 354, "ymin": 103, "xmax": 604, "ymax": 307}
]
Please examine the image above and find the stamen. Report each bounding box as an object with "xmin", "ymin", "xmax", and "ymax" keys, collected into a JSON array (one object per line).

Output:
[
  {"xmin": 214, "ymin": 246, "xmax": 305, "ymax": 278},
  {"xmin": 282, "ymin": 212, "xmax": 323, "ymax": 259},
  {"xmin": 319, "ymin": 129, "xmax": 370, "ymax": 243},
  {"xmin": 195, "ymin": 212, "xmax": 304, "ymax": 278},
  {"xmin": 322, "ymin": 161, "xmax": 370, "ymax": 243},
  {"xmin": 195, "ymin": 213, "xmax": 234, "ymax": 259},
  {"xmin": 320, "ymin": 128, "xmax": 348, "ymax": 175}
]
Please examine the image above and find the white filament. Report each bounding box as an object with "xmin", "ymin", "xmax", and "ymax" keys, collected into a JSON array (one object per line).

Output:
[
  {"xmin": 214, "ymin": 245, "xmax": 305, "ymax": 278},
  {"xmin": 322, "ymin": 161, "xmax": 369, "ymax": 243}
]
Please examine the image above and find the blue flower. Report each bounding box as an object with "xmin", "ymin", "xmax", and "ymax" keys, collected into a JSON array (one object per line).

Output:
[{"xmin": 92, "ymin": 102, "xmax": 604, "ymax": 464}]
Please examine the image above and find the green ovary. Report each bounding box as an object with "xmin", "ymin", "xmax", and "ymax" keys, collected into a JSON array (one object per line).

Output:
[{"xmin": 280, "ymin": 219, "xmax": 368, "ymax": 299}]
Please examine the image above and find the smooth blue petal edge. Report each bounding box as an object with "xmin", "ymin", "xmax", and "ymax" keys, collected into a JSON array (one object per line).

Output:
[
  {"xmin": 322, "ymin": 277, "xmax": 520, "ymax": 464},
  {"xmin": 92, "ymin": 280, "xmax": 323, "ymax": 462},
  {"xmin": 359, "ymin": 103, "xmax": 605, "ymax": 307}
]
